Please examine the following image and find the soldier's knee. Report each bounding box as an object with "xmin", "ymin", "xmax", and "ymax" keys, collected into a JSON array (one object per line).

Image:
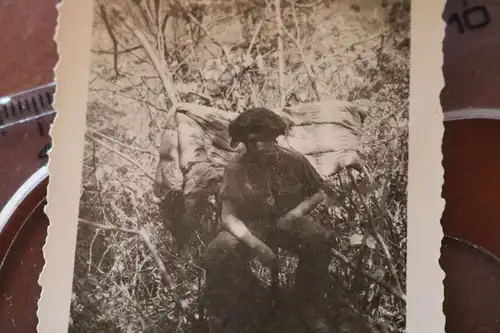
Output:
[
  {"xmin": 202, "ymin": 231, "xmax": 240, "ymax": 267},
  {"xmin": 202, "ymin": 246, "xmax": 222, "ymax": 268},
  {"xmin": 310, "ymin": 232, "xmax": 330, "ymax": 251},
  {"xmin": 301, "ymin": 226, "xmax": 331, "ymax": 254},
  {"xmin": 297, "ymin": 217, "xmax": 329, "ymax": 242}
]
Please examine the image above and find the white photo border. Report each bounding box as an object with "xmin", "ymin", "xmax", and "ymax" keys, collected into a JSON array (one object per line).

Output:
[{"xmin": 38, "ymin": 0, "xmax": 446, "ymax": 332}]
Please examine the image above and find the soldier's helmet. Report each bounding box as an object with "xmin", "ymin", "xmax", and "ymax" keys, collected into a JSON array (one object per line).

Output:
[{"xmin": 228, "ymin": 107, "xmax": 288, "ymax": 148}]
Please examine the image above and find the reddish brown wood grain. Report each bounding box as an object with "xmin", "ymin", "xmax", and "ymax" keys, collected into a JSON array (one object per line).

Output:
[
  {"xmin": 441, "ymin": 237, "xmax": 500, "ymax": 333},
  {"xmin": 0, "ymin": 0, "xmax": 58, "ymax": 209},
  {"xmin": 0, "ymin": 177, "xmax": 49, "ymax": 333},
  {"xmin": 442, "ymin": 120, "xmax": 500, "ymax": 258},
  {"xmin": 0, "ymin": 0, "xmax": 58, "ymax": 332},
  {"xmin": 0, "ymin": 117, "xmax": 55, "ymax": 210},
  {"xmin": 440, "ymin": 1, "xmax": 500, "ymax": 332},
  {"xmin": 440, "ymin": 1, "xmax": 500, "ymax": 258},
  {"xmin": 0, "ymin": 0, "xmax": 58, "ymax": 97}
]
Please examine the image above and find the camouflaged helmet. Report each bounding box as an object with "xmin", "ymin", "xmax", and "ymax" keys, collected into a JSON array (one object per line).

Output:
[{"xmin": 228, "ymin": 107, "xmax": 288, "ymax": 148}]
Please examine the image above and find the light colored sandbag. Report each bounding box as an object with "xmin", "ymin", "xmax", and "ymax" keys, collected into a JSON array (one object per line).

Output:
[{"xmin": 153, "ymin": 100, "xmax": 368, "ymax": 242}]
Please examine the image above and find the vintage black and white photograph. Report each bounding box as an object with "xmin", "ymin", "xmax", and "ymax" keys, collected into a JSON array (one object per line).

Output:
[{"xmin": 69, "ymin": 0, "xmax": 410, "ymax": 332}]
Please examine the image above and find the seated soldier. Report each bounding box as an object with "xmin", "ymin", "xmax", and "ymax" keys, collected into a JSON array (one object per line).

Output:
[{"xmin": 202, "ymin": 107, "xmax": 333, "ymax": 333}]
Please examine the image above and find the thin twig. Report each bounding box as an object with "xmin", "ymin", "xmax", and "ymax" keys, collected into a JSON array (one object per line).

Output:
[
  {"xmin": 85, "ymin": 133, "xmax": 156, "ymax": 182},
  {"xmin": 275, "ymin": 0, "xmax": 286, "ymax": 108},
  {"xmin": 346, "ymin": 169, "xmax": 404, "ymax": 294},
  {"xmin": 342, "ymin": 32, "xmax": 382, "ymax": 52},
  {"xmin": 131, "ymin": 0, "xmax": 155, "ymax": 36},
  {"xmin": 276, "ymin": 0, "xmax": 320, "ymax": 101},
  {"xmin": 91, "ymin": 45, "xmax": 142, "ymax": 55},
  {"xmin": 87, "ymin": 128, "xmax": 155, "ymax": 155},
  {"xmin": 144, "ymin": 0, "xmax": 156, "ymax": 25},
  {"xmin": 246, "ymin": 18, "xmax": 263, "ymax": 57},
  {"xmin": 99, "ymin": 5, "xmax": 121, "ymax": 78},
  {"xmin": 181, "ymin": 9, "xmax": 231, "ymax": 62},
  {"xmin": 88, "ymin": 86, "xmax": 168, "ymax": 114},
  {"xmin": 110, "ymin": 6, "xmax": 180, "ymax": 105},
  {"xmin": 330, "ymin": 247, "xmax": 406, "ymax": 303},
  {"xmin": 78, "ymin": 218, "xmax": 190, "ymax": 315}
]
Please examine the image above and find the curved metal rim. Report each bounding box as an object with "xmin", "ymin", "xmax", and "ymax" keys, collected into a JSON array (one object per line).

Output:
[
  {"xmin": 443, "ymin": 234, "xmax": 500, "ymax": 265},
  {"xmin": 0, "ymin": 165, "xmax": 49, "ymax": 235},
  {"xmin": 0, "ymin": 199, "xmax": 47, "ymax": 273},
  {"xmin": 444, "ymin": 108, "xmax": 500, "ymax": 122}
]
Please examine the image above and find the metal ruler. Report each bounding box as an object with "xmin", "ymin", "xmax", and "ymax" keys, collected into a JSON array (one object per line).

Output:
[
  {"xmin": 0, "ymin": 83, "xmax": 56, "ymax": 209},
  {"xmin": 0, "ymin": 82, "xmax": 56, "ymax": 130},
  {"xmin": 0, "ymin": 82, "xmax": 56, "ymax": 157}
]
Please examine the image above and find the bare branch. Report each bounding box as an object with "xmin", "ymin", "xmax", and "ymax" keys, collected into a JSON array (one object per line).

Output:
[
  {"xmin": 277, "ymin": 1, "xmax": 320, "ymax": 101},
  {"xmin": 85, "ymin": 132, "xmax": 156, "ymax": 182},
  {"xmin": 181, "ymin": 8, "xmax": 232, "ymax": 62},
  {"xmin": 145, "ymin": 0, "xmax": 157, "ymax": 26},
  {"xmin": 275, "ymin": 0, "xmax": 286, "ymax": 108},
  {"xmin": 161, "ymin": 14, "xmax": 170, "ymax": 36},
  {"xmin": 154, "ymin": 0, "xmax": 163, "ymax": 36},
  {"xmin": 88, "ymin": 87, "xmax": 168, "ymax": 114},
  {"xmin": 246, "ymin": 18, "xmax": 263, "ymax": 57},
  {"xmin": 110, "ymin": 6, "xmax": 180, "ymax": 105},
  {"xmin": 130, "ymin": 0, "xmax": 156, "ymax": 36},
  {"xmin": 99, "ymin": 5, "xmax": 121, "ymax": 78},
  {"xmin": 91, "ymin": 45, "xmax": 142, "ymax": 55},
  {"xmin": 289, "ymin": 0, "xmax": 323, "ymax": 8},
  {"xmin": 78, "ymin": 218, "xmax": 190, "ymax": 316},
  {"xmin": 347, "ymin": 169, "xmax": 404, "ymax": 294},
  {"xmin": 330, "ymin": 247, "xmax": 406, "ymax": 303},
  {"xmin": 86, "ymin": 128, "xmax": 155, "ymax": 155}
]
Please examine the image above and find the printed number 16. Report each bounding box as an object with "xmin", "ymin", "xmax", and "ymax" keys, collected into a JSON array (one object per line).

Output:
[{"xmin": 447, "ymin": 6, "xmax": 491, "ymax": 34}]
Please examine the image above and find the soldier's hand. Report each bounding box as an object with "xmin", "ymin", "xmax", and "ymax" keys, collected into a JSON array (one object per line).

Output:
[
  {"xmin": 152, "ymin": 195, "xmax": 162, "ymax": 205},
  {"xmin": 255, "ymin": 242, "xmax": 278, "ymax": 267},
  {"xmin": 277, "ymin": 213, "xmax": 296, "ymax": 231}
]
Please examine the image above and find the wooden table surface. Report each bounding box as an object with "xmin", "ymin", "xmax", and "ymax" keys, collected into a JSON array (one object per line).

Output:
[
  {"xmin": 0, "ymin": 0, "xmax": 58, "ymax": 207},
  {"xmin": 440, "ymin": 0, "xmax": 500, "ymax": 259},
  {"xmin": 0, "ymin": 0, "xmax": 499, "ymax": 332},
  {"xmin": 0, "ymin": 0, "xmax": 58, "ymax": 332}
]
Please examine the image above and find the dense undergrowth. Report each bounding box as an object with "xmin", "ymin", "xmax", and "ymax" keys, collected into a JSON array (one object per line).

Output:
[{"xmin": 70, "ymin": 0, "xmax": 409, "ymax": 332}]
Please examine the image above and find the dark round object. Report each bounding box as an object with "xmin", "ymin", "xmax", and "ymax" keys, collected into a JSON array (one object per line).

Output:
[
  {"xmin": 0, "ymin": 167, "xmax": 49, "ymax": 332},
  {"xmin": 441, "ymin": 235, "xmax": 500, "ymax": 333},
  {"xmin": 228, "ymin": 107, "xmax": 288, "ymax": 147}
]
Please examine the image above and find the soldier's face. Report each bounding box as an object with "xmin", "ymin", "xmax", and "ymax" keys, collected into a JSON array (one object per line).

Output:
[{"xmin": 245, "ymin": 140, "xmax": 276, "ymax": 155}]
